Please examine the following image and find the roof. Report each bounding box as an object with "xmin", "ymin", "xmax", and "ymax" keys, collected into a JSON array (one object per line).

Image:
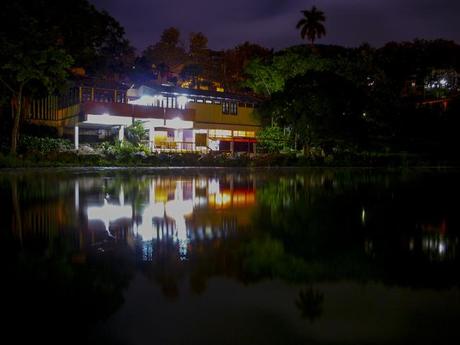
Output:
[{"xmin": 130, "ymin": 83, "xmax": 262, "ymax": 104}]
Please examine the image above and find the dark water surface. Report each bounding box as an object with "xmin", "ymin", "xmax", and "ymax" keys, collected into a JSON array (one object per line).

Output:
[{"xmin": 1, "ymin": 168, "xmax": 459, "ymax": 344}]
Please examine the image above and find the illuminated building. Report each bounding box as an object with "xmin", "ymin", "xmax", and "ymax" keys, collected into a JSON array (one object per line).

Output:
[{"xmin": 25, "ymin": 83, "xmax": 262, "ymax": 153}]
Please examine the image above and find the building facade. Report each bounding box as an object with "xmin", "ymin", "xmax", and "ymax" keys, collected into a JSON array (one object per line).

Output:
[{"xmin": 25, "ymin": 83, "xmax": 262, "ymax": 153}]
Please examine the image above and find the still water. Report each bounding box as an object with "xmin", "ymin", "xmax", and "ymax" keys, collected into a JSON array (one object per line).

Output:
[{"xmin": 1, "ymin": 168, "xmax": 459, "ymax": 344}]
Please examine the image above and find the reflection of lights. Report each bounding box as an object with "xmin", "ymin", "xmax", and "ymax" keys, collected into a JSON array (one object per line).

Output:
[
  {"xmin": 211, "ymin": 192, "xmax": 232, "ymax": 208},
  {"xmin": 87, "ymin": 199, "xmax": 133, "ymax": 235},
  {"xmin": 361, "ymin": 208, "xmax": 366, "ymax": 225},
  {"xmin": 439, "ymin": 242, "xmax": 446, "ymax": 255},
  {"xmin": 75, "ymin": 181, "xmax": 79, "ymax": 211},
  {"xmin": 85, "ymin": 177, "xmax": 252, "ymax": 261},
  {"xmin": 196, "ymin": 179, "xmax": 207, "ymax": 189},
  {"xmin": 208, "ymin": 179, "xmax": 220, "ymax": 194},
  {"xmin": 193, "ymin": 196, "xmax": 208, "ymax": 207},
  {"xmin": 136, "ymin": 203, "xmax": 165, "ymax": 240}
]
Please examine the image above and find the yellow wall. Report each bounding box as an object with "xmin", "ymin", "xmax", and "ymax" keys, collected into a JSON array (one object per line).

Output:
[{"xmin": 188, "ymin": 103, "xmax": 261, "ymax": 132}]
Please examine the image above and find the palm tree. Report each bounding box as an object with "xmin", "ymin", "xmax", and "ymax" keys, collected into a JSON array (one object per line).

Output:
[{"xmin": 296, "ymin": 6, "xmax": 326, "ymax": 47}]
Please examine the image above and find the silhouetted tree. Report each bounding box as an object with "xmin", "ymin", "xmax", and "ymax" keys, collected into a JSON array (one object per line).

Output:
[
  {"xmin": 142, "ymin": 27, "xmax": 187, "ymax": 75},
  {"xmin": 296, "ymin": 6, "xmax": 326, "ymax": 47}
]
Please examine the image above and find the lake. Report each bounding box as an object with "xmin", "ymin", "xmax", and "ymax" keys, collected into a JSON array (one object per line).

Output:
[{"xmin": 1, "ymin": 168, "xmax": 459, "ymax": 344}]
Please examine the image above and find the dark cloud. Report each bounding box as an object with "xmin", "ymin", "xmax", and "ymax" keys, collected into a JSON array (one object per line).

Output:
[{"xmin": 90, "ymin": 0, "xmax": 460, "ymax": 52}]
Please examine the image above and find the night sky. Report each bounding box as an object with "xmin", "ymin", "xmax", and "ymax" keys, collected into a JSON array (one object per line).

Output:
[{"xmin": 91, "ymin": 0, "xmax": 459, "ymax": 52}]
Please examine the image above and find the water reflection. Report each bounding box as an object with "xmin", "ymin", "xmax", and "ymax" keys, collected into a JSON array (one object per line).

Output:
[
  {"xmin": 2, "ymin": 169, "xmax": 460, "ymax": 344},
  {"xmin": 79, "ymin": 175, "xmax": 256, "ymax": 262}
]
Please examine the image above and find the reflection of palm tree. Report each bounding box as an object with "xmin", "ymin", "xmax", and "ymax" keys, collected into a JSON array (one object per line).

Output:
[
  {"xmin": 296, "ymin": 6, "xmax": 326, "ymax": 47},
  {"xmin": 295, "ymin": 286, "xmax": 324, "ymax": 322}
]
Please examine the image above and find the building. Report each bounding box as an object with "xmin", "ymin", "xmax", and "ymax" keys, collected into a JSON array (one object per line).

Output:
[{"xmin": 25, "ymin": 82, "xmax": 262, "ymax": 153}]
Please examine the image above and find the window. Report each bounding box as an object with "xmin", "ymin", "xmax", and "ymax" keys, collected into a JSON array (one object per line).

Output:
[
  {"xmin": 222, "ymin": 101, "xmax": 237, "ymax": 115},
  {"xmin": 209, "ymin": 129, "xmax": 232, "ymax": 138},
  {"xmin": 233, "ymin": 131, "xmax": 256, "ymax": 138}
]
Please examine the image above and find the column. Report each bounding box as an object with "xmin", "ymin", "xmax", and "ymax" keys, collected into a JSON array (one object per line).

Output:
[
  {"xmin": 74, "ymin": 125, "xmax": 79, "ymax": 150},
  {"xmin": 119, "ymin": 125, "xmax": 125, "ymax": 142},
  {"xmin": 149, "ymin": 126, "xmax": 154, "ymax": 151},
  {"xmin": 230, "ymin": 141, "xmax": 234, "ymax": 155}
]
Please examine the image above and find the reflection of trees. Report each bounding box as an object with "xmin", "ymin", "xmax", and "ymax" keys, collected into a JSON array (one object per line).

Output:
[
  {"xmin": 1, "ymin": 171, "xmax": 136, "ymax": 342},
  {"xmin": 4, "ymin": 168, "xmax": 460, "ymax": 338},
  {"xmin": 295, "ymin": 286, "xmax": 324, "ymax": 322},
  {"xmin": 254, "ymin": 169, "xmax": 460, "ymax": 289},
  {"xmin": 2, "ymin": 237, "xmax": 133, "ymax": 342}
]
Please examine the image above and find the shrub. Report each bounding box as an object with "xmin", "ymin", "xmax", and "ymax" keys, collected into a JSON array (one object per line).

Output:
[
  {"xmin": 99, "ymin": 141, "xmax": 149, "ymax": 160},
  {"xmin": 19, "ymin": 136, "xmax": 72, "ymax": 154},
  {"xmin": 125, "ymin": 120, "xmax": 148, "ymax": 145}
]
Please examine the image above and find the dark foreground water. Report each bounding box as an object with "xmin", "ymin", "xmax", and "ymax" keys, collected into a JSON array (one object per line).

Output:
[{"xmin": 1, "ymin": 168, "xmax": 459, "ymax": 344}]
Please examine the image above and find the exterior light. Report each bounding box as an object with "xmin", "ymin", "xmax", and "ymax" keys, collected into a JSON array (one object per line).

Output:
[{"xmin": 166, "ymin": 117, "xmax": 193, "ymax": 129}]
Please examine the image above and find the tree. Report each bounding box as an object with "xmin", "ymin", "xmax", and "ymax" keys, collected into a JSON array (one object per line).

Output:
[
  {"xmin": 224, "ymin": 42, "xmax": 272, "ymax": 91},
  {"xmin": 0, "ymin": 1, "xmax": 135, "ymax": 79},
  {"xmin": 189, "ymin": 32, "xmax": 208, "ymax": 59},
  {"xmin": 161, "ymin": 27, "xmax": 181, "ymax": 47},
  {"xmin": 180, "ymin": 64, "xmax": 204, "ymax": 89},
  {"xmin": 142, "ymin": 27, "xmax": 187, "ymax": 77},
  {"xmin": 0, "ymin": 0, "xmax": 136, "ymax": 154},
  {"xmin": 244, "ymin": 50, "xmax": 332, "ymax": 96},
  {"xmin": 0, "ymin": 48, "xmax": 73, "ymax": 155},
  {"xmin": 0, "ymin": 1, "xmax": 76, "ymax": 155},
  {"xmin": 296, "ymin": 6, "xmax": 326, "ymax": 47},
  {"xmin": 263, "ymin": 71, "xmax": 367, "ymax": 153},
  {"xmin": 256, "ymin": 126, "xmax": 291, "ymax": 153}
]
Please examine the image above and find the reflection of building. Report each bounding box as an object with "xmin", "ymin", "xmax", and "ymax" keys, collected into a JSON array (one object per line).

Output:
[
  {"xmin": 19, "ymin": 200, "xmax": 74, "ymax": 240},
  {"xmin": 25, "ymin": 83, "xmax": 261, "ymax": 153},
  {"xmin": 82, "ymin": 176, "xmax": 256, "ymax": 261}
]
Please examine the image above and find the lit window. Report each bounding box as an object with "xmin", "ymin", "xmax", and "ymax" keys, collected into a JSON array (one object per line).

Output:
[
  {"xmin": 209, "ymin": 129, "xmax": 231, "ymax": 138},
  {"xmin": 222, "ymin": 101, "xmax": 237, "ymax": 115}
]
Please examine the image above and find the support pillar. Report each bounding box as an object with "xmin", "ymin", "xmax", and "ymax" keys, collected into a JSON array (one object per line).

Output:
[
  {"xmin": 149, "ymin": 126, "xmax": 154, "ymax": 151},
  {"xmin": 253, "ymin": 143, "xmax": 257, "ymax": 154},
  {"xmin": 119, "ymin": 125, "xmax": 125, "ymax": 142},
  {"xmin": 230, "ymin": 141, "xmax": 234, "ymax": 155},
  {"xmin": 74, "ymin": 125, "xmax": 79, "ymax": 150}
]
